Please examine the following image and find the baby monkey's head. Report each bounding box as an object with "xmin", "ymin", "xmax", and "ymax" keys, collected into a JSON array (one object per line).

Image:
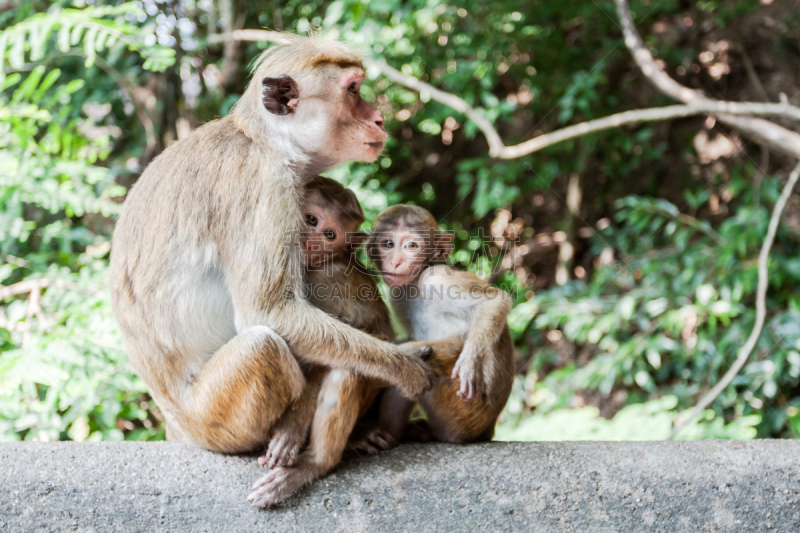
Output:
[
  {"xmin": 302, "ymin": 176, "xmax": 366, "ymax": 266},
  {"xmin": 368, "ymin": 205, "xmax": 453, "ymax": 287}
]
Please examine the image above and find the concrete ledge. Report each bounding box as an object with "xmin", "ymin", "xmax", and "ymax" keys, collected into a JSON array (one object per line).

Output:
[{"xmin": 1, "ymin": 441, "xmax": 799, "ymax": 532}]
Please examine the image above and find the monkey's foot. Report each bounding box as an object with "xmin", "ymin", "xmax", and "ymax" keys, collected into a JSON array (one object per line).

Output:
[
  {"xmin": 259, "ymin": 429, "xmax": 306, "ymax": 469},
  {"xmin": 348, "ymin": 423, "xmax": 397, "ymax": 455},
  {"xmin": 247, "ymin": 463, "xmax": 318, "ymax": 508}
]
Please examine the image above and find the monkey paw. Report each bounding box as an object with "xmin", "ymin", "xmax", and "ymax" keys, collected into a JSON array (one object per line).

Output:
[
  {"xmin": 259, "ymin": 429, "xmax": 305, "ymax": 469},
  {"xmin": 452, "ymin": 352, "xmax": 486, "ymax": 401},
  {"xmin": 397, "ymin": 343, "xmax": 436, "ymax": 400},
  {"xmin": 348, "ymin": 423, "xmax": 397, "ymax": 455},
  {"xmin": 247, "ymin": 464, "xmax": 316, "ymax": 508}
]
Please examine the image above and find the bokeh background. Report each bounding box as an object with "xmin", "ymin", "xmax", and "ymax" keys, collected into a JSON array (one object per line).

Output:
[{"xmin": 2, "ymin": 0, "xmax": 800, "ymax": 443}]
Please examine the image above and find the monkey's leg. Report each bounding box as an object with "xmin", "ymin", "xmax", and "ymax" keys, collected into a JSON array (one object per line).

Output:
[
  {"xmin": 165, "ymin": 414, "xmax": 193, "ymax": 444},
  {"xmin": 247, "ymin": 369, "xmax": 364, "ymax": 507},
  {"xmin": 404, "ymin": 338, "xmax": 501, "ymax": 444},
  {"xmin": 369, "ymin": 338, "xmax": 463, "ymax": 444},
  {"xmin": 376, "ymin": 387, "xmax": 416, "ymax": 443},
  {"xmin": 259, "ymin": 366, "xmax": 326, "ymax": 468},
  {"xmin": 178, "ymin": 325, "xmax": 306, "ymax": 454},
  {"xmin": 402, "ymin": 338, "xmax": 463, "ymax": 377}
]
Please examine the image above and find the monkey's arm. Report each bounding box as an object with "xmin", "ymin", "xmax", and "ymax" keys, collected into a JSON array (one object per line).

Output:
[
  {"xmin": 463, "ymin": 284, "xmax": 512, "ymax": 353},
  {"xmin": 276, "ymin": 303, "xmax": 433, "ymax": 398},
  {"xmin": 228, "ymin": 273, "xmax": 433, "ymax": 399},
  {"xmin": 422, "ymin": 268, "xmax": 512, "ymax": 400}
]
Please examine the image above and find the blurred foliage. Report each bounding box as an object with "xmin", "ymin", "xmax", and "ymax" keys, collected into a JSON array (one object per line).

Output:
[
  {"xmin": 495, "ymin": 396, "xmax": 759, "ymax": 441},
  {"xmin": 1, "ymin": 0, "xmax": 799, "ymax": 442}
]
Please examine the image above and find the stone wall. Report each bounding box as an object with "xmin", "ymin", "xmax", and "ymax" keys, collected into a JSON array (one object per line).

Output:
[{"xmin": 2, "ymin": 441, "xmax": 798, "ymax": 531}]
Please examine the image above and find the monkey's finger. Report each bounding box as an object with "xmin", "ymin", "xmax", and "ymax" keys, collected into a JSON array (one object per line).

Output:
[{"xmin": 258, "ymin": 455, "xmax": 269, "ymax": 467}]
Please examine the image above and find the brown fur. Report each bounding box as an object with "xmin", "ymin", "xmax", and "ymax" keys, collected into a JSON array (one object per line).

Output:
[
  {"xmin": 399, "ymin": 330, "xmax": 513, "ymax": 442},
  {"xmin": 109, "ymin": 35, "xmax": 434, "ymax": 508},
  {"xmin": 303, "ymin": 176, "xmax": 365, "ymax": 226}
]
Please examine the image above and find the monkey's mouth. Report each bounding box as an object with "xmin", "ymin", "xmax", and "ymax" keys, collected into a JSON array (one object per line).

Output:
[
  {"xmin": 382, "ymin": 272, "xmax": 410, "ymax": 286},
  {"xmin": 365, "ymin": 142, "xmax": 384, "ymax": 148}
]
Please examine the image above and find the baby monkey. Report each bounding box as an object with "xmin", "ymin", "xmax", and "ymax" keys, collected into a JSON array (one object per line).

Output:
[
  {"xmin": 255, "ymin": 177, "xmax": 400, "ymax": 503},
  {"xmin": 369, "ymin": 205, "xmax": 514, "ymax": 443}
]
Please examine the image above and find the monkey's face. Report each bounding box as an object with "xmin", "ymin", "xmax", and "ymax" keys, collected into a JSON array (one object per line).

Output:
[
  {"xmin": 301, "ymin": 192, "xmax": 358, "ymax": 267},
  {"xmin": 262, "ymin": 65, "xmax": 387, "ymax": 169},
  {"xmin": 310, "ymin": 67, "xmax": 387, "ymax": 165},
  {"xmin": 373, "ymin": 228, "xmax": 436, "ymax": 287},
  {"xmin": 333, "ymin": 69, "xmax": 388, "ymax": 163}
]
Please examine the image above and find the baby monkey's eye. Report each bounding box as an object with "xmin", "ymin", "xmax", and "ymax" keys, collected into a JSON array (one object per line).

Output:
[
  {"xmin": 348, "ymin": 82, "xmax": 359, "ymax": 95},
  {"xmin": 382, "ymin": 239, "xmax": 394, "ymax": 249},
  {"xmin": 305, "ymin": 214, "xmax": 318, "ymax": 227},
  {"xmin": 405, "ymin": 241, "xmax": 419, "ymax": 251},
  {"xmin": 323, "ymin": 229, "xmax": 336, "ymax": 240}
]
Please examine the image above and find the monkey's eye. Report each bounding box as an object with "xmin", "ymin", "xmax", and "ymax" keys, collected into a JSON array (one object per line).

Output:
[
  {"xmin": 323, "ymin": 229, "xmax": 337, "ymax": 240},
  {"xmin": 348, "ymin": 82, "xmax": 359, "ymax": 96},
  {"xmin": 382, "ymin": 239, "xmax": 394, "ymax": 249},
  {"xmin": 405, "ymin": 241, "xmax": 420, "ymax": 251},
  {"xmin": 305, "ymin": 214, "xmax": 318, "ymax": 227}
]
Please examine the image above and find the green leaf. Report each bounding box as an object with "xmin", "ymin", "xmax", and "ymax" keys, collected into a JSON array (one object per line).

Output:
[
  {"xmin": 83, "ymin": 27, "xmax": 98, "ymax": 68},
  {"xmin": 10, "ymin": 31, "xmax": 25, "ymax": 69},
  {"xmin": 57, "ymin": 24, "xmax": 71, "ymax": 53}
]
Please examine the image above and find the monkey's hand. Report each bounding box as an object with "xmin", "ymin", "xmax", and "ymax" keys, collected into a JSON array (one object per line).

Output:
[
  {"xmin": 452, "ymin": 344, "xmax": 486, "ymax": 401},
  {"xmin": 396, "ymin": 343, "xmax": 436, "ymax": 400}
]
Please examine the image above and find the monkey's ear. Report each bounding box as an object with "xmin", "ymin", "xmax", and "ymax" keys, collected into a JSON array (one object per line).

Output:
[
  {"xmin": 262, "ymin": 75, "xmax": 299, "ymax": 115},
  {"xmin": 434, "ymin": 231, "xmax": 454, "ymax": 261}
]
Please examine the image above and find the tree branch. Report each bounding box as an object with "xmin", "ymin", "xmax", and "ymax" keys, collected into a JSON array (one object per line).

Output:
[
  {"xmin": 613, "ymin": 0, "xmax": 800, "ymax": 159},
  {"xmin": 668, "ymin": 161, "xmax": 800, "ymax": 439},
  {"xmin": 0, "ymin": 279, "xmax": 103, "ymax": 300},
  {"xmin": 208, "ymin": 29, "xmax": 800, "ymax": 159}
]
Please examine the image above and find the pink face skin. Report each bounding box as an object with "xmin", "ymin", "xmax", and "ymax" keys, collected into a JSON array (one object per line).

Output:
[
  {"xmin": 374, "ymin": 228, "xmax": 437, "ymax": 287},
  {"xmin": 301, "ymin": 191, "xmax": 359, "ymax": 267},
  {"xmin": 334, "ymin": 69, "xmax": 387, "ymax": 163}
]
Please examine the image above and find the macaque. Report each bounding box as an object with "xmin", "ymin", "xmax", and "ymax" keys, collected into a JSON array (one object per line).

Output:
[
  {"xmin": 369, "ymin": 205, "xmax": 514, "ymax": 443},
  {"xmin": 109, "ymin": 35, "xmax": 434, "ymax": 508},
  {"xmin": 254, "ymin": 177, "xmax": 399, "ymax": 503},
  {"xmin": 259, "ymin": 177, "xmax": 394, "ymax": 458}
]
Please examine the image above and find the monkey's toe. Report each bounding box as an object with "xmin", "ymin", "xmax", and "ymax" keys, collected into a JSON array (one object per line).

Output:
[
  {"xmin": 348, "ymin": 423, "xmax": 397, "ymax": 455},
  {"xmin": 265, "ymin": 430, "xmax": 304, "ymax": 469},
  {"xmin": 248, "ymin": 464, "xmax": 317, "ymax": 508}
]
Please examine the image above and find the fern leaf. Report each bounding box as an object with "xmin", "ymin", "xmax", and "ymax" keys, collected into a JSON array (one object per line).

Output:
[
  {"xmin": 70, "ymin": 23, "xmax": 84, "ymax": 46},
  {"xmin": 83, "ymin": 27, "xmax": 97, "ymax": 68},
  {"xmin": 57, "ymin": 24, "xmax": 71, "ymax": 53},
  {"xmin": 11, "ymin": 66, "xmax": 45, "ymax": 104},
  {"xmin": 32, "ymin": 69, "xmax": 61, "ymax": 104},
  {"xmin": 9, "ymin": 31, "xmax": 25, "ymax": 69},
  {"xmin": 0, "ymin": 32, "xmax": 8, "ymax": 85}
]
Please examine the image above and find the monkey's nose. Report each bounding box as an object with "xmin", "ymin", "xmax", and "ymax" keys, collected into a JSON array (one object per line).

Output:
[{"xmin": 374, "ymin": 116, "xmax": 385, "ymax": 130}]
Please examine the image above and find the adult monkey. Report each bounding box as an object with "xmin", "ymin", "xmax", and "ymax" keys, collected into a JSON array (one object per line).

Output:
[{"xmin": 109, "ymin": 36, "xmax": 434, "ymax": 463}]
